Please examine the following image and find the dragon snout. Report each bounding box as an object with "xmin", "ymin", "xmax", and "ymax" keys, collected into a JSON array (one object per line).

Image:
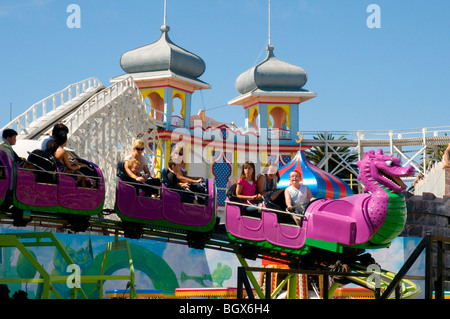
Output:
[{"xmin": 405, "ymin": 165, "xmax": 415, "ymax": 176}]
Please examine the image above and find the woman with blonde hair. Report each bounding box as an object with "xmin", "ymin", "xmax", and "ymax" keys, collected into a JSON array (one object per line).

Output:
[{"xmin": 123, "ymin": 139, "xmax": 150, "ymax": 183}]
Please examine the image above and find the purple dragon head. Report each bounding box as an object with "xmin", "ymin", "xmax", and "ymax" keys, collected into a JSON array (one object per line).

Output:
[{"xmin": 357, "ymin": 149, "xmax": 415, "ymax": 193}]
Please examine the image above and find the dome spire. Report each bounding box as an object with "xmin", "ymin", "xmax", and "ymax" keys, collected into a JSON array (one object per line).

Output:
[
  {"xmin": 233, "ymin": 0, "xmax": 309, "ymax": 94},
  {"xmin": 160, "ymin": 0, "xmax": 170, "ymax": 33},
  {"xmin": 163, "ymin": 0, "xmax": 167, "ymax": 27},
  {"xmin": 267, "ymin": 0, "xmax": 274, "ymax": 53},
  {"xmin": 229, "ymin": 0, "xmax": 316, "ymax": 106},
  {"xmin": 268, "ymin": 0, "xmax": 271, "ymax": 47}
]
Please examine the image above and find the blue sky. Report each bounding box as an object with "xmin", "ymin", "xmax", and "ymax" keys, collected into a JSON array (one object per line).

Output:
[{"xmin": 0, "ymin": 0, "xmax": 449, "ymax": 133}]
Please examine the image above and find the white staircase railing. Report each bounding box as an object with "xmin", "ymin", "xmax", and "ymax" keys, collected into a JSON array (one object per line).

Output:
[{"xmin": 1, "ymin": 77, "xmax": 103, "ymax": 135}]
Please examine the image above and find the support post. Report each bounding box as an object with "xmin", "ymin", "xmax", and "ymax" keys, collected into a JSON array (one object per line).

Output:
[
  {"xmin": 435, "ymin": 239, "xmax": 445, "ymax": 299},
  {"xmin": 287, "ymin": 274, "xmax": 297, "ymax": 299},
  {"xmin": 265, "ymin": 271, "xmax": 272, "ymax": 299}
]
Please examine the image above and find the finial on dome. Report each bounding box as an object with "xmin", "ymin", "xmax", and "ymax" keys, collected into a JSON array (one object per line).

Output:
[
  {"xmin": 160, "ymin": 25, "xmax": 170, "ymax": 32},
  {"xmin": 266, "ymin": 44, "xmax": 275, "ymax": 57}
]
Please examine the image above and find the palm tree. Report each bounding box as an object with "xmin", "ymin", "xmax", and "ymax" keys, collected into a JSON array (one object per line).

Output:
[{"xmin": 422, "ymin": 134, "xmax": 448, "ymax": 171}]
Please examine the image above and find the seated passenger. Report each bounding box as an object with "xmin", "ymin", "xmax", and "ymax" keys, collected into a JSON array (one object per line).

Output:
[
  {"xmin": 1, "ymin": 129, "xmax": 23, "ymax": 166},
  {"xmin": 40, "ymin": 123, "xmax": 69, "ymax": 155},
  {"xmin": 236, "ymin": 161, "xmax": 263, "ymax": 218},
  {"xmin": 284, "ymin": 170, "xmax": 314, "ymax": 226},
  {"xmin": 123, "ymin": 139, "xmax": 151, "ymax": 183},
  {"xmin": 1, "ymin": 129, "xmax": 23, "ymax": 189},
  {"xmin": 122, "ymin": 157, "xmax": 143, "ymax": 194},
  {"xmin": 123, "ymin": 158, "xmax": 159, "ymax": 197},
  {"xmin": 170, "ymin": 145, "xmax": 206, "ymax": 195},
  {"xmin": 166, "ymin": 159, "xmax": 198, "ymax": 204},
  {"xmin": 256, "ymin": 163, "xmax": 280, "ymax": 198},
  {"xmin": 171, "ymin": 145, "xmax": 188, "ymax": 176},
  {"xmin": 125, "ymin": 158, "xmax": 141, "ymax": 180},
  {"xmin": 54, "ymin": 132, "xmax": 88, "ymax": 186}
]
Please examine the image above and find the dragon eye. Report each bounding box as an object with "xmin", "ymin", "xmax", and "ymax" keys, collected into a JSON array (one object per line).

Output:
[{"xmin": 385, "ymin": 160, "xmax": 393, "ymax": 166}]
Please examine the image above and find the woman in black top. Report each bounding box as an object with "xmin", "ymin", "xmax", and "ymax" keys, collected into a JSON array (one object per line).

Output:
[{"xmin": 167, "ymin": 159, "xmax": 197, "ymax": 204}]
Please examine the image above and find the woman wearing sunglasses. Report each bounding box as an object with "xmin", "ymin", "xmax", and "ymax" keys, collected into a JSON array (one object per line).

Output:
[{"xmin": 123, "ymin": 139, "xmax": 151, "ymax": 183}]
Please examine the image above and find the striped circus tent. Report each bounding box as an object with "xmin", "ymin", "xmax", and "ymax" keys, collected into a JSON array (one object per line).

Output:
[{"xmin": 277, "ymin": 151, "xmax": 353, "ymax": 199}]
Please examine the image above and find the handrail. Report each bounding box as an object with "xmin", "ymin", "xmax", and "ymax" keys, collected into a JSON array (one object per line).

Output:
[
  {"xmin": 118, "ymin": 179, "xmax": 211, "ymax": 198},
  {"xmin": 225, "ymin": 200, "xmax": 305, "ymax": 217},
  {"xmin": 223, "ymin": 126, "xmax": 450, "ymax": 147},
  {"xmin": 301, "ymin": 126, "xmax": 450, "ymax": 141},
  {"xmin": 1, "ymin": 77, "xmax": 102, "ymax": 133}
]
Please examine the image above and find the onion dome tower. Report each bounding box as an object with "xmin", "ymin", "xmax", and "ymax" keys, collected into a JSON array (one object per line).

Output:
[
  {"xmin": 229, "ymin": 43, "xmax": 316, "ymax": 143},
  {"xmin": 111, "ymin": 15, "xmax": 210, "ymax": 131},
  {"xmin": 234, "ymin": 44, "xmax": 308, "ymax": 95},
  {"xmin": 228, "ymin": 1, "xmax": 316, "ymax": 144},
  {"xmin": 119, "ymin": 24, "xmax": 206, "ymax": 80}
]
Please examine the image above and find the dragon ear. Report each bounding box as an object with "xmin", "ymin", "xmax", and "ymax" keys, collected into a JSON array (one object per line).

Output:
[{"xmin": 376, "ymin": 149, "xmax": 384, "ymax": 155}]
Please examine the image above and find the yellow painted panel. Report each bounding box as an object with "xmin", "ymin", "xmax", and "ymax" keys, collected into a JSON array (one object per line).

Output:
[
  {"xmin": 268, "ymin": 104, "xmax": 290, "ymax": 129},
  {"xmin": 249, "ymin": 105, "xmax": 259, "ymax": 123},
  {"xmin": 172, "ymin": 89, "xmax": 186, "ymax": 118}
]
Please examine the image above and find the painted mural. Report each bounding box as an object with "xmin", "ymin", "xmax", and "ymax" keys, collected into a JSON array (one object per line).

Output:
[
  {"xmin": 0, "ymin": 226, "xmax": 425, "ymax": 299},
  {"xmin": 0, "ymin": 227, "xmax": 261, "ymax": 299}
]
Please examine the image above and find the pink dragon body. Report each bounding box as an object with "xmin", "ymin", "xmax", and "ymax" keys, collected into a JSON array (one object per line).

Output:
[{"xmin": 304, "ymin": 149, "xmax": 415, "ymax": 247}]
